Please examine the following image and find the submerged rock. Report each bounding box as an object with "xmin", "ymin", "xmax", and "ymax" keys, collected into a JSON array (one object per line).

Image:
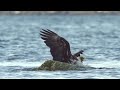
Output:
[{"xmin": 35, "ymin": 60, "xmax": 93, "ymax": 71}]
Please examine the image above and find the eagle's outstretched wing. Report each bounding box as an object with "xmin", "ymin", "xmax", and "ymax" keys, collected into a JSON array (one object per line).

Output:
[{"xmin": 40, "ymin": 29, "xmax": 72, "ymax": 62}]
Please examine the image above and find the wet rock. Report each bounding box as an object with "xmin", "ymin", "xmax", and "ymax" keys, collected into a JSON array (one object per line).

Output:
[{"xmin": 36, "ymin": 60, "xmax": 90, "ymax": 71}]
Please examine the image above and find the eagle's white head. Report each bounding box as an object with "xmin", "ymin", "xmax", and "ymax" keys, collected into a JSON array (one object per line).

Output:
[{"xmin": 71, "ymin": 54, "xmax": 85, "ymax": 66}]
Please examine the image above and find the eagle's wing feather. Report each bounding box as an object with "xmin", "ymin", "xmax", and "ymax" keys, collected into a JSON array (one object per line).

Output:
[{"xmin": 40, "ymin": 29, "xmax": 72, "ymax": 62}]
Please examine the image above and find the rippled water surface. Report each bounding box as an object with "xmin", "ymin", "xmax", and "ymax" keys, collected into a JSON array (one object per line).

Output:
[{"xmin": 0, "ymin": 15, "xmax": 120, "ymax": 79}]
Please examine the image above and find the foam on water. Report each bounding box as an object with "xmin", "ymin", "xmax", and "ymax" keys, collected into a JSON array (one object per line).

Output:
[
  {"xmin": 89, "ymin": 60, "xmax": 120, "ymax": 69},
  {"xmin": 0, "ymin": 61, "xmax": 43, "ymax": 67}
]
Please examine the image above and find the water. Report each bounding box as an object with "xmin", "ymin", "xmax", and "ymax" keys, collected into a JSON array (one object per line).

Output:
[{"xmin": 0, "ymin": 15, "xmax": 120, "ymax": 79}]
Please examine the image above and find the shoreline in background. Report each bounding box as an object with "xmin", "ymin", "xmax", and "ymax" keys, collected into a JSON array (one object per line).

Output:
[{"xmin": 0, "ymin": 11, "xmax": 120, "ymax": 15}]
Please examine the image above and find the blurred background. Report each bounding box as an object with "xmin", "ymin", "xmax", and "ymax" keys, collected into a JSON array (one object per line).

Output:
[
  {"xmin": 0, "ymin": 11, "xmax": 120, "ymax": 15},
  {"xmin": 1, "ymin": 11, "xmax": 120, "ymax": 79}
]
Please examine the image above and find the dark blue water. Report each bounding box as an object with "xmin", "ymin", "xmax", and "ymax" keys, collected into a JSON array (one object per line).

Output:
[{"xmin": 0, "ymin": 15, "xmax": 120, "ymax": 79}]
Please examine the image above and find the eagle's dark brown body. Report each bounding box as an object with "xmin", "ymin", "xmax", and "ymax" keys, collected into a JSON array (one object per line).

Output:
[{"xmin": 40, "ymin": 29, "xmax": 84, "ymax": 64}]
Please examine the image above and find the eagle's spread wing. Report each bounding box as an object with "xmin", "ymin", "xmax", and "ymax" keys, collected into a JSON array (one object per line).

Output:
[{"xmin": 40, "ymin": 29, "xmax": 72, "ymax": 62}]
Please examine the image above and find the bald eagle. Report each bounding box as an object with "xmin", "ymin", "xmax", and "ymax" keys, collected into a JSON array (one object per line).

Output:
[{"xmin": 40, "ymin": 29, "xmax": 84, "ymax": 64}]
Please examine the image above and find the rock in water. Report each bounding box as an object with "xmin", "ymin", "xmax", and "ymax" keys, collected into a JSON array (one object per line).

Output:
[{"xmin": 37, "ymin": 60, "xmax": 88, "ymax": 71}]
